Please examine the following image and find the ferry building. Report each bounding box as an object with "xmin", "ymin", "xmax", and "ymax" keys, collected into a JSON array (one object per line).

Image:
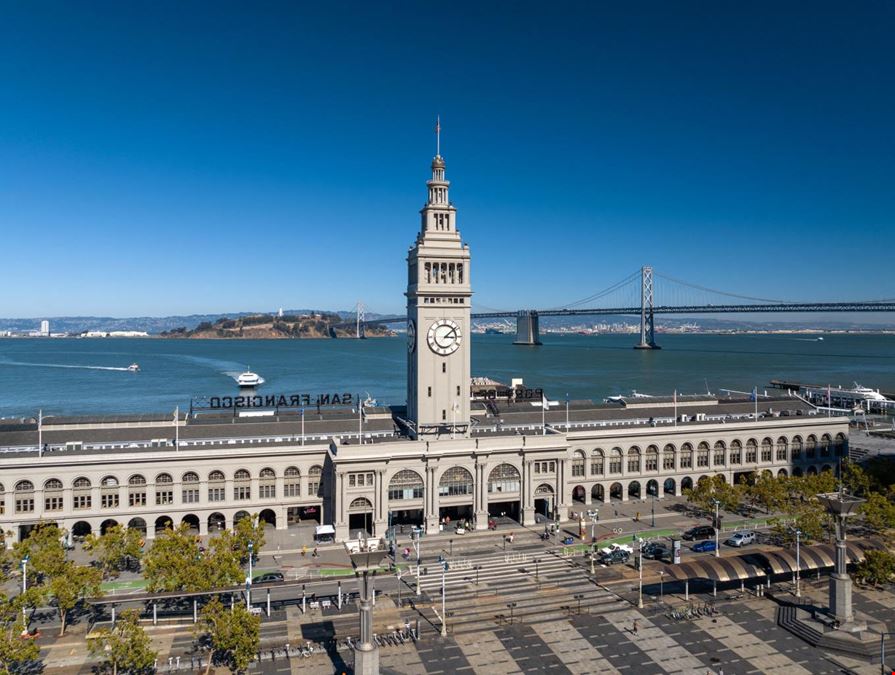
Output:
[{"xmin": 0, "ymin": 147, "xmax": 849, "ymax": 544}]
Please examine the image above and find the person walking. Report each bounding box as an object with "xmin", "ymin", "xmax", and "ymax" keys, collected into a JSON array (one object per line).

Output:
[{"xmin": 632, "ymin": 619, "xmax": 639, "ymax": 635}]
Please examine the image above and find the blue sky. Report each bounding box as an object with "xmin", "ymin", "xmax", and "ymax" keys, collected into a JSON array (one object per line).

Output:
[{"xmin": 1, "ymin": 2, "xmax": 893, "ymax": 317}]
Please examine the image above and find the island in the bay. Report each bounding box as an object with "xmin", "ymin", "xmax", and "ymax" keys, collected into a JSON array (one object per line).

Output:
[{"xmin": 159, "ymin": 313, "xmax": 391, "ymax": 339}]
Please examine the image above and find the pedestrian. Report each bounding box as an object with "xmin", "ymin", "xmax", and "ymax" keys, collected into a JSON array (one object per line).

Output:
[
  {"xmin": 301, "ymin": 545, "xmax": 307, "ymax": 557},
  {"xmin": 632, "ymin": 619, "xmax": 639, "ymax": 635},
  {"xmin": 313, "ymin": 547, "xmax": 319, "ymax": 558}
]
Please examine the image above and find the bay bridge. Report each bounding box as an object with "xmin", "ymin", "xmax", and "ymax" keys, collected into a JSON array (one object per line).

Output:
[{"xmin": 349, "ymin": 267, "xmax": 895, "ymax": 349}]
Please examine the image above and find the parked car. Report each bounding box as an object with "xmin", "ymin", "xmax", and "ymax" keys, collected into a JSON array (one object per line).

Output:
[
  {"xmin": 454, "ymin": 525, "xmax": 467, "ymax": 535},
  {"xmin": 692, "ymin": 539, "xmax": 717, "ymax": 553},
  {"xmin": 643, "ymin": 543, "xmax": 671, "ymax": 561},
  {"xmin": 682, "ymin": 525, "xmax": 716, "ymax": 541},
  {"xmin": 254, "ymin": 572, "xmax": 284, "ymax": 583},
  {"xmin": 725, "ymin": 531, "xmax": 756, "ymax": 547},
  {"xmin": 598, "ymin": 549, "xmax": 630, "ymax": 566},
  {"xmin": 599, "ymin": 543, "xmax": 634, "ymax": 556}
]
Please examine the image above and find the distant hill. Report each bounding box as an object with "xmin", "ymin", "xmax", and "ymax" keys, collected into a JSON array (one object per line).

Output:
[
  {"xmin": 0, "ymin": 309, "xmax": 387, "ymax": 335},
  {"xmin": 161, "ymin": 313, "xmax": 390, "ymax": 339}
]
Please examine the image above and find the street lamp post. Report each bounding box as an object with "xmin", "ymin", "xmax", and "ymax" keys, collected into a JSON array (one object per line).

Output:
[
  {"xmin": 20, "ymin": 555, "xmax": 29, "ymax": 635},
  {"xmin": 659, "ymin": 570, "xmax": 665, "ymax": 604},
  {"xmin": 414, "ymin": 529, "xmax": 421, "ymax": 597},
  {"xmin": 345, "ymin": 536, "xmax": 388, "ymax": 675},
  {"xmin": 246, "ymin": 542, "xmax": 254, "ymax": 609},
  {"xmin": 637, "ymin": 538, "xmax": 644, "ymax": 609},
  {"xmin": 650, "ymin": 492, "xmax": 656, "ymax": 528},
  {"xmin": 794, "ymin": 528, "xmax": 802, "ymax": 598},
  {"xmin": 881, "ymin": 631, "xmax": 895, "ymax": 675},
  {"xmin": 440, "ymin": 561, "xmax": 448, "ymax": 637},
  {"xmin": 817, "ymin": 491, "xmax": 865, "ymax": 628},
  {"xmin": 535, "ymin": 558, "xmax": 540, "ymax": 585},
  {"xmin": 712, "ymin": 499, "xmax": 720, "ymax": 558},
  {"xmin": 449, "ymin": 538, "xmax": 453, "ymax": 557},
  {"xmin": 507, "ymin": 602, "xmax": 517, "ymax": 625}
]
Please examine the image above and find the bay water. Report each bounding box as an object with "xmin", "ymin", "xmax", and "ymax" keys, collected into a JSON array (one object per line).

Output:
[{"xmin": 1, "ymin": 333, "xmax": 894, "ymax": 417}]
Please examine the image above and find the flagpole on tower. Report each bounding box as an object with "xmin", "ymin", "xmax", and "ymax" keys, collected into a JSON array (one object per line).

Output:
[{"xmin": 435, "ymin": 115, "xmax": 441, "ymax": 157}]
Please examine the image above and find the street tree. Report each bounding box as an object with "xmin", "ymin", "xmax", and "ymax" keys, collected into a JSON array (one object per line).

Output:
[
  {"xmin": 853, "ymin": 549, "xmax": 895, "ymax": 587},
  {"xmin": 84, "ymin": 524, "xmax": 144, "ymax": 580},
  {"xmin": 0, "ymin": 613, "xmax": 40, "ymax": 675},
  {"xmin": 88, "ymin": 608, "xmax": 156, "ymax": 674},
  {"xmin": 860, "ymin": 491, "xmax": 895, "ymax": 534},
  {"xmin": 230, "ymin": 515, "xmax": 265, "ymax": 563},
  {"xmin": 682, "ymin": 474, "xmax": 743, "ymax": 515},
  {"xmin": 12, "ymin": 521, "xmax": 66, "ymax": 580},
  {"xmin": 199, "ymin": 597, "xmax": 260, "ymax": 674},
  {"xmin": 143, "ymin": 524, "xmax": 243, "ymax": 593},
  {"xmin": 744, "ymin": 471, "xmax": 787, "ymax": 514},
  {"xmin": 47, "ymin": 561, "xmax": 102, "ymax": 635},
  {"xmin": 842, "ymin": 461, "xmax": 872, "ymax": 497}
]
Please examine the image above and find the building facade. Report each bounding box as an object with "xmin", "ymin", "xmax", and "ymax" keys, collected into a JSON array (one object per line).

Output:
[{"xmin": 0, "ymin": 145, "xmax": 850, "ymax": 545}]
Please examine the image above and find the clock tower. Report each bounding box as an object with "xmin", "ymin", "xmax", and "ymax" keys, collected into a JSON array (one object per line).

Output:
[{"xmin": 406, "ymin": 124, "xmax": 471, "ymax": 438}]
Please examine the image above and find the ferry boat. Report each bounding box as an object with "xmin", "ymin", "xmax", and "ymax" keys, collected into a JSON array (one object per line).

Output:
[
  {"xmin": 127, "ymin": 363, "xmax": 140, "ymax": 372},
  {"xmin": 237, "ymin": 368, "xmax": 265, "ymax": 388},
  {"xmin": 805, "ymin": 383, "xmax": 890, "ymax": 405}
]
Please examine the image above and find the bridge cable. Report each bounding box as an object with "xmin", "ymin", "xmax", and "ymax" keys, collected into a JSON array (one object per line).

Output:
[
  {"xmin": 653, "ymin": 272, "xmax": 793, "ymax": 305},
  {"xmin": 546, "ymin": 270, "xmax": 642, "ymax": 311}
]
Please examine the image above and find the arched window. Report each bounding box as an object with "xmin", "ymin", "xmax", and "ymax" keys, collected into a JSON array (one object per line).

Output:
[
  {"xmin": 791, "ymin": 436, "xmax": 803, "ymax": 460},
  {"xmin": 761, "ymin": 438, "xmax": 773, "ymax": 462},
  {"xmin": 805, "ymin": 435, "xmax": 817, "ymax": 458},
  {"xmin": 745, "ymin": 439, "xmax": 757, "ymax": 463},
  {"xmin": 488, "ymin": 463, "xmax": 521, "ymax": 493},
  {"xmin": 182, "ymin": 471, "xmax": 199, "ymax": 504},
  {"xmin": 44, "ymin": 478, "xmax": 63, "ymax": 511},
  {"xmin": 820, "ymin": 434, "xmax": 831, "ymax": 457},
  {"xmin": 439, "ymin": 467, "xmax": 473, "ymax": 496},
  {"xmin": 697, "ymin": 442, "xmax": 710, "ymax": 468},
  {"xmin": 284, "ymin": 467, "xmax": 301, "ymax": 497},
  {"xmin": 834, "ymin": 433, "xmax": 847, "ymax": 457},
  {"xmin": 591, "ymin": 449, "xmax": 605, "ymax": 476},
  {"xmin": 609, "ymin": 448, "xmax": 623, "ymax": 474},
  {"xmin": 259, "ymin": 467, "xmax": 276, "ymax": 499},
  {"xmin": 680, "ymin": 443, "xmax": 693, "ymax": 469},
  {"xmin": 308, "ymin": 465, "xmax": 323, "ymax": 497},
  {"xmin": 129, "ymin": 474, "xmax": 147, "ymax": 507},
  {"xmin": 713, "ymin": 441, "xmax": 726, "ymax": 466},
  {"xmin": 776, "ymin": 437, "xmax": 788, "ymax": 461},
  {"xmin": 155, "ymin": 473, "xmax": 173, "ymax": 506},
  {"xmin": 571, "ymin": 450, "xmax": 586, "ymax": 477},
  {"xmin": 645, "ymin": 445, "xmax": 659, "ymax": 472},
  {"xmin": 208, "ymin": 470, "xmax": 225, "ymax": 502},
  {"xmin": 234, "ymin": 469, "xmax": 251, "ymax": 501},
  {"xmin": 730, "ymin": 440, "xmax": 742, "ymax": 465},
  {"xmin": 101, "ymin": 475, "xmax": 120, "ymax": 509},
  {"xmin": 73, "ymin": 476, "xmax": 92, "ymax": 510},
  {"xmin": 663, "ymin": 444, "xmax": 676, "ymax": 470},
  {"xmin": 627, "ymin": 447, "xmax": 641, "ymax": 473},
  {"xmin": 389, "ymin": 470, "xmax": 424, "ymax": 500},
  {"xmin": 349, "ymin": 497, "xmax": 373, "ymax": 511},
  {"xmin": 15, "ymin": 480, "xmax": 34, "ymax": 513}
]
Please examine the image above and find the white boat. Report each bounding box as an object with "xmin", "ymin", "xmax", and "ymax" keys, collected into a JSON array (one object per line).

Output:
[
  {"xmin": 237, "ymin": 368, "xmax": 265, "ymax": 387},
  {"xmin": 805, "ymin": 383, "xmax": 890, "ymax": 404},
  {"xmin": 127, "ymin": 363, "xmax": 140, "ymax": 372}
]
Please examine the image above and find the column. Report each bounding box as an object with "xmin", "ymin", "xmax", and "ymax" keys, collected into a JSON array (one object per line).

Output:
[
  {"xmin": 373, "ymin": 470, "xmax": 386, "ymax": 537},
  {"xmin": 521, "ymin": 460, "xmax": 535, "ymax": 526},
  {"xmin": 558, "ymin": 458, "xmax": 571, "ymax": 521},
  {"xmin": 425, "ymin": 466, "xmax": 438, "ymax": 535},
  {"xmin": 476, "ymin": 463, "xmax": 488, "ymax": 530},
  {"xmin": 335, "ymin": 472, "xmax": 349, "ymax": 542}
]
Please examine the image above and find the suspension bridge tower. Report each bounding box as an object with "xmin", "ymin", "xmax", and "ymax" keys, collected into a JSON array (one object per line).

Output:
[{"xmin": 634, "ymin": 266, "xmax": 660, "ymax": 350}]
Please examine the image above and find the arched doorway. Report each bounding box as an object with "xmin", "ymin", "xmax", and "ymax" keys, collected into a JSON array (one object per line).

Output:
[
  {"xmin": 821, "ymin": 464, "xmax": 833, "ymax": 474},
  {"xmin": 154, "ymin": 516, "xmax": 173, "ymax": 534},
  {"xmin": 609, "ymin": 482, "xmax": 623, "ymax": 500},
  {"xmin": 778, "ymin": 468, "xmax": 788, "ymax": 478},
  {"xmin": 487, "ymin": 463, "xmax": 522, "ymax": 522},
  {"xmin": 71, "ymin": 521, "xmax": 92, "ymax": 539},
  {"xmin": 534, "ymin": 484, "xmax": 555, "ymax": 519},
  {"xmin": 807, "ymin": 466, "xmax": 818, "ymax": 476},
  {"xmin": 572, "ymin": 485, "xmax": 586, "ymax": 504},
  {"xmin": 233, "ymin": 511, "xmax": 251, "ymax": 526},
  {"xmin": 100, "ymin": 519, "xmax": 119, "ymax": 535},
  {"xmin": 438, "ymin": 466, "xmax": 474, "ymax": 525},
  {"xmin": 127, "ymin": 517, "xmax": 147, "ymax": 535},
  {"xmin": 663, "ymin": 478, "xmax": 676, "ymax": 495},
  {"xmin": 388, "ymin": 469, "xmax": 425, "ymax": 528},
  {"xmin": 258, "ymin": 509, "xmax": 277, "ymax": 527},
  {"xmin": 681, "ymin": 477, "xmax": 693, "ymax": 492},
  {"xmin": 348, "ymin": 497, "xmax": 374, "ymax": 535},
  {"xmin": 646, "ymin": 479, "xmax": 659, "ymax": 497},
  {"xmin": 628, "ymin": 481, "xmax": 641, "ymax": 498},
  {"xmin": 181, "ymin": 514, "xmax": 200, "ymax": 533},
  {"xmin": 591, "ymin": 484, "xmax": 604, "ymax": 502},
  {"xmin": 208, "ymin": 512, "xmax": 226, "ymax": 531},
  {"xmin": 793, "ymin": 467, "xmax": 804, "ymax": 477}
]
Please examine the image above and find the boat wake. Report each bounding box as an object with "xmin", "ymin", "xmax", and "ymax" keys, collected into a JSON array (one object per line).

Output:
[{"xmin": 0, "ymin": 361, "xmax": 133, "ymax": 372}]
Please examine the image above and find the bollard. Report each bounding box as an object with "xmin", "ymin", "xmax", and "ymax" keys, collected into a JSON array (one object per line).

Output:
[
  {"xmin": 152, "ymin": 602, "xmax": 157, "ymax": 626},
  {"xmin": 685, "ymin": 580, "xmax": 689, "ymax": 601},
  {"xmin": 193, "ymin": 599, "xmax": 198, "ymax": 623},
  {"xmin": 111, "ymin": 605, "xmax": 116, "ymax": 623},
  {"xmin": 267, "ymin": 588, "xmax": 271, "ymax": 617},
  {"xmin": 338, "ymin": 580, "xmax": 342, "ymax": 609}
]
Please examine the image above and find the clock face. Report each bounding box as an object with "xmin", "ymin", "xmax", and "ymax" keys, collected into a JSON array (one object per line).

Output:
[
  {"xmin": 427, "ymin": 319, "xmax": 461, "ymax": 355},
  {"xmin": 407, "ymin": 320, "xmax": 416, "ymax": 353}
]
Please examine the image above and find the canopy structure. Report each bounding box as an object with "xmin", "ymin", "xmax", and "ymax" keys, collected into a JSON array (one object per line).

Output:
[
  {"xmin": 760, "ymin": 541, "xmax": 871, "ymax": 575},
  {"xmin": 663, "ymin": 556, "xmax": 766, "ymax": 584},
  {"xmin": 315, "ymin": 524, "xmax": 336, "ymax": 537}
]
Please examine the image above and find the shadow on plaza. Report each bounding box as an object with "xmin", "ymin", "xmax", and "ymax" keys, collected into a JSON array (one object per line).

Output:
[{"xmin": 298, "ymin": 619, "xmax": 350, "ymax": 673}]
